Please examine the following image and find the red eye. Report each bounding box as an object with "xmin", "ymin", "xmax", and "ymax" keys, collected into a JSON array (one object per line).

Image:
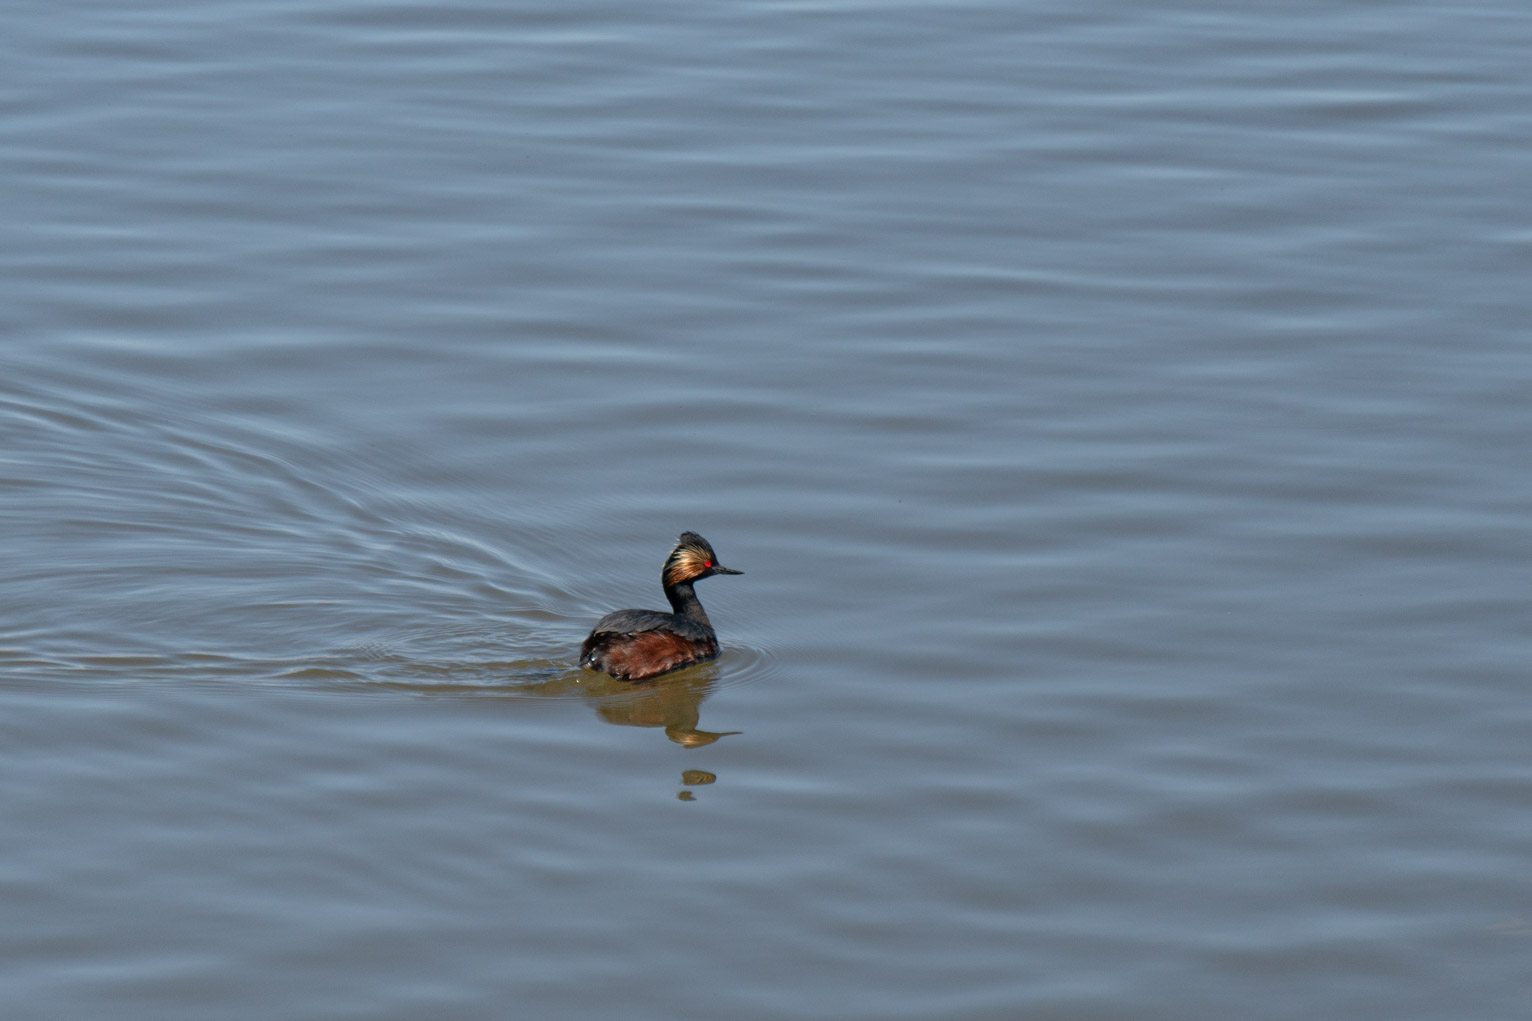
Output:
[{"xmin": 705, "ymin": 559, "xmax": 712, "ymax": 567}]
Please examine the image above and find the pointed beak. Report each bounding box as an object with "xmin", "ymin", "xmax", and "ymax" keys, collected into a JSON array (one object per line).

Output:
[{"xmin": 713, "ymin": 565, "xmax": 743, "ymax": 575}]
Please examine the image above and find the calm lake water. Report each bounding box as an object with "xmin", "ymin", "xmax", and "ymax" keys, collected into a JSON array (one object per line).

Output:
[{"xmin": 3, "ymin": 1, "xmax": 1531, "ymax": 1018}]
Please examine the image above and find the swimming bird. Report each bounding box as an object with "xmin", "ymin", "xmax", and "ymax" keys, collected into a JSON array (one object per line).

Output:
[{"xmin": 579, "ymin": 532, "xmax": 743, "ymax": 681}]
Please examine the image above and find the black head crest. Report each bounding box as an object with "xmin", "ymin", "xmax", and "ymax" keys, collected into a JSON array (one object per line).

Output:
[{"xmin": 663, "ymin": 532, "xmax": 728, "ymax": 587}]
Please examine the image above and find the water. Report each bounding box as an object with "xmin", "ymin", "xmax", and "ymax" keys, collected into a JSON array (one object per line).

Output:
[{"xmin": 3, "ymin": 1, "xmax": 1531, "ymax": 1017}]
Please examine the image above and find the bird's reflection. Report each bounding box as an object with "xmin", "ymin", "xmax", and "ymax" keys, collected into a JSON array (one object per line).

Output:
[
  {"xmin": 589, "ymin": 669, "xmax": 740, "ymax": 748},
  {"xmin": 499, "ymin": 661, "xmax": 739, "ymax": 749},
  {"xmin": 375, "ymin": 656, "xmax": 738, "ymax": 799},
  {"xmin": 510, "ymin": 664, "xmax": 736, "ymax": 800},
  {"xmin": 676, "ymin": 770, "xmax": 716, "ymax": 801}
]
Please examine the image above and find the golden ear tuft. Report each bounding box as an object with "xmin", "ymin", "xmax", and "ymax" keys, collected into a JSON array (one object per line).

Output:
[{"xmin": 663, "ymin": 532, "xmax": 718, "ymax": 587}]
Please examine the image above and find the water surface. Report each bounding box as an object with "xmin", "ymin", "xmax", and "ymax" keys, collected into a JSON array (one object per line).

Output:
[{"xmin": 3, "ymin": 1, "xmax": 1531, "ymax": 1018}]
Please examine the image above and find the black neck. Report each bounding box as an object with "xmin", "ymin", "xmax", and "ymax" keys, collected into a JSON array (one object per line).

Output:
[{"xmin": 664, "ymin": 580, "xmax": 713, "ymax": 630}]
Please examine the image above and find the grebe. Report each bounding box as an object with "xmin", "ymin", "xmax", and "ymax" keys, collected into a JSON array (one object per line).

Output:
[{"xmin": 580, "ymin": 531, "xmax": 743, "ymax": 682}]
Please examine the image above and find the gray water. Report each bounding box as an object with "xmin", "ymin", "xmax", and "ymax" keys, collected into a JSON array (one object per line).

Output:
[{"xmin": 3, "ymin": 1, "xmax": 1531, "ymax": 1018}]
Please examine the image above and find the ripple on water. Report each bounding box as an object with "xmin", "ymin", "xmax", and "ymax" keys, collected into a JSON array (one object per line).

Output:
[{"xmin": 325, "ymin": 616, "xmax": 785, "ymax": 701}]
